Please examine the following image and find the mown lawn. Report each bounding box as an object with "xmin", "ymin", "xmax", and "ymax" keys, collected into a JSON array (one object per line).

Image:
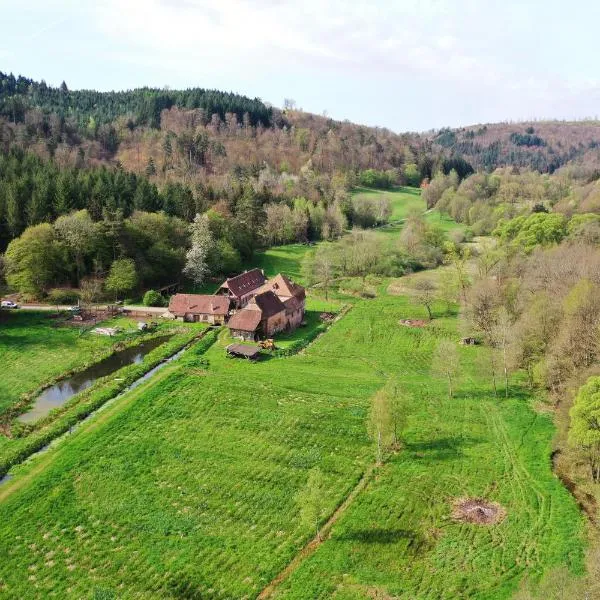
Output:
[{"xmin": 0, "ymin": 290, "xmax": 585, "ymax": 599}]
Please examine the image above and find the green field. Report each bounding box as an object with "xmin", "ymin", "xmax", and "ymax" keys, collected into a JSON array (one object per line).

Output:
[
  {"xmin": 0, "ymin": 312, "xmax": 119, "ymax": 415},
  {"xmin": 254, "ymin": 243, "xmax": 316, "ymax": 285},
  {"xmin": 352, "ymin": 186, "xmax": 423, "ymax": 222},
  {"xmin": 352, "ymin": 186, "xmax": 464, "ymax": 237},
  {"xmin": 0, "ymin": 187, "xmax": 586, "ymax": 599},
  {"xmin": 0, "ymin": 284, "xmax": 584, "ymax": 598}
]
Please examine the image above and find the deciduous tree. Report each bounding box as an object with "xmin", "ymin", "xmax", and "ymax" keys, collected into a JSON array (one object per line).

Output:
[
  {"xmin": 184, "ymin": 213, "xmax": 213, "ymax": 288},
  {"xmin": 4, "ymin": 223, "xmax": 63, "ymax": 296},
  {"xmin": 569, "ymin": 377, "xmax": 600, "ymax": 482},
  {"xmin": 368, "ymin": 388, "xmax": 393, "ymax": 465},
  {"xmin": 412, "ymin": 278, "xmax": 437, "ymax": 320},
  {"xmin": 432, "ymin": 340, "xmax": 460, "ymax": 398},
  {"xmin": 105, "ymin": 258, "xmax": 137, "ymax": 301}
]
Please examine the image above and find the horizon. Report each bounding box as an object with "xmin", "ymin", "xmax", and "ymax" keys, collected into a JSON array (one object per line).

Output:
[
  {"xmin": 5, "ymin": 68, "xmax": 600, "ymax": 135},
  {"xmin": 3, "ymin": 1, "xmax": 600, "ymax": 132}
]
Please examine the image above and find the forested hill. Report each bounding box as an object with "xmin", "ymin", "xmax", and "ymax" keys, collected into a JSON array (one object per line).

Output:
[
  {"xmin": 0, "ymin": 71, "xmax": 273, "ymax": 130},
  {"xmin": 0, "ymin": 71, "xmax": 444, "ymax": 182},
  {"xmin": 430, "ymin": 120, "xmax": 600, "ymax": 173}
]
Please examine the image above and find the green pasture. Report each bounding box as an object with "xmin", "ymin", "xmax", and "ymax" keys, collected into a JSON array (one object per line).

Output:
[{"xmin": 0, "ymin": 288, "xmax": 585, "ymax": 599}]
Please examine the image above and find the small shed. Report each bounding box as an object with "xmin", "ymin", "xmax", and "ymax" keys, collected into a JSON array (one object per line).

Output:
[{"xmin": 226, "ymin": 343, "xmax": 260, "ymax": 360}]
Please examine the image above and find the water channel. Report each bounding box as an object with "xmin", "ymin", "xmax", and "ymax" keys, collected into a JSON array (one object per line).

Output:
[{"xmin": 18, "ymin": 335, "xmax": 173, "ymax": 423}]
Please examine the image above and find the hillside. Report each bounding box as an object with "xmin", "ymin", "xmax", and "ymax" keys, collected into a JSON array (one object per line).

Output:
[
  {"xmin": 430, "ymin": 121, "xmax": 600, "ymax": 173},
  {"xmin": 0, "ymin": 71, "xmax": 434, "ymax": 186}
]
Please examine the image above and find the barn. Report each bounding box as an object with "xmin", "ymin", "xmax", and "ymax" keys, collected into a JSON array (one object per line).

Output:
[
  {"xmin": 216, "ymin": 269, "xmax": 267, "ymax": 309},
  {"xmin": 168, "ymin": 294, "xmax": 230, "ymax": 324}
]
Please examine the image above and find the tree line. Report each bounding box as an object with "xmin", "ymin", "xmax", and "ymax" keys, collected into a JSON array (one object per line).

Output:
[
  {"xmin": 432, "ymin": 122, "xmax": 600, "ymax": 173},
  {"xmin": 0, "ymin": 71, "xmax": 272, "ymax": 130}
]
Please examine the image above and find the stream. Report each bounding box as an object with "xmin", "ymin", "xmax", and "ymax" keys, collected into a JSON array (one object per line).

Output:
[
  {"xmin": 18, "ymin": 335, "xmax": 173, "ymax": 424},
  {"xmin": 0, "ymin": 332, "xmax": 207, "ymax": 487}
]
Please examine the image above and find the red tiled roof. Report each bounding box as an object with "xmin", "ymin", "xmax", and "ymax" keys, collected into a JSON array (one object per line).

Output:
[
  {"xmin": 227, "ymin": 309, "xmax": 262, "ymax": 332},
  {"xmin": 257, "ymin": 273, "xmax": 305, "ymax": 300},
  {"xmin": 168, "ymin": 294, "xmax": 230, "ymax": 317},
  {"xmin": 222, "ymin": 268, "xmax": 266, "ymax": 298},
  {"xmin": 252, "ymin": 291, "xmax": 286, "ymax": 318}
]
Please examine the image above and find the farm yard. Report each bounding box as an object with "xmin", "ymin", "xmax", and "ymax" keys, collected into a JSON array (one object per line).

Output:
[{"xmin": 0, "ymin": 186, "xmax": 587, "ymax": 599}]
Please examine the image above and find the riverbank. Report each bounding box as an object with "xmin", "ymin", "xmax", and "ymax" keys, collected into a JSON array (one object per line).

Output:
[{"xmin": 0, "ymin": 327, "xmax": 218, "ymax": 479}]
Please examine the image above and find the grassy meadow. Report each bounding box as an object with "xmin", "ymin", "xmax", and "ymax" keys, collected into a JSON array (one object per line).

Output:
[
  {"xmin": 0, "ymin": 186, "xmax": 586, "ymax": 599},
  {"xmin": 0, "ymin": 290, "xmax": 585, "ymax": 599}
]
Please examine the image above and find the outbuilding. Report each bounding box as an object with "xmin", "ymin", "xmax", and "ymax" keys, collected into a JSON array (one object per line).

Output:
[
  {"xmin": 226, "ymin": 343, "xmax": 260, "ymax": 360},
  {"xmin": 168, "ymin": 294, "xmax": 230, "ymax": 324}
]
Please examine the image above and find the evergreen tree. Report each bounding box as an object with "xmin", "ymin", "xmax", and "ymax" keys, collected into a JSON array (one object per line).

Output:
[{"xmin": 145, "ymin": 156, "xmax": 156, "ymax": 177}]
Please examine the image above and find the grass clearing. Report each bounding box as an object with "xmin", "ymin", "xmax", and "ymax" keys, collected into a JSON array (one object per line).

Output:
[
  {"xmin": 352, "ymin": 186, "xmax": 423, "ymax": 222},
  {"xmin": 0, "ymin": 288, "xmax": 585, "ymax": 599}
]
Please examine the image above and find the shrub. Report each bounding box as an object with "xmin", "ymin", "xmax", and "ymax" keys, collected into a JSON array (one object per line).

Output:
[
  {"xmin": 47, "ymin": 288, "xmax": 80, "ymax": 305},
  {"xmin": 143, "ymin": 290, "xmax": 166, "ymax": 307}
]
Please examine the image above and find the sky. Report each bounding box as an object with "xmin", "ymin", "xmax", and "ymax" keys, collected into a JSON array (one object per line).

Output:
[{"xmin": 2, "ymin": 0, "xmax": 600, "ymax": 132}]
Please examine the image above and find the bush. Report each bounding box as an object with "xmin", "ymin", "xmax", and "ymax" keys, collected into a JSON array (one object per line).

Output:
[
  {"xmin": 143, "ymin": 290, "xmax": 166, "ymax": 307},
  {"xmin": 47, "ymin": 288, "xmax": 80, "ymax": 305}
]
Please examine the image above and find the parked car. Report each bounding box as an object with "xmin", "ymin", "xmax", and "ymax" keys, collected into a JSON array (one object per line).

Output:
[{"xmin": 1, "ymin": 300, "xmax": 19, "ymax": 309}]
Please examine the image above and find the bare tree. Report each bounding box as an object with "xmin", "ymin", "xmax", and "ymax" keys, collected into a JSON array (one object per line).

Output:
[
  {"xmin": 492, "ymin": 307, "xmax": 512, "ymax": 398},
  {"xmin": 468, "ymin": 278, "xmax": 499, "ymax": 341},
  {"xmin": 303, "ymin": 246, "xmax": 337, "ymax": 300},
  {"xmin": 438, "ymin": 269, "xmax": 459, "ymax": 315},
  {"xmin": 432, "ymin": 340, "xmax": 460, "ymax": 398},
  {"xmin": 413, "ymin": 278, "xmax": 437, "ymax": 320}
]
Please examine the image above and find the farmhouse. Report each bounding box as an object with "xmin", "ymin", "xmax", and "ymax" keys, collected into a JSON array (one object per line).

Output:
[
  {"xmin": 167, "ymin": 270, "xmax": 305, "ymax": 339},
  {"xmin": 227, "ymin": 283, "xmax": 305, "ymax": 341},
  {"xmin": 256, "ymin": 273, "xmax": 306, "ymax": 304},
  {"xmin": 216, "ymin": 268, "xmax": 267, "ymax": 309},
  {"xmin": 168, "ymin": 294, "xmax": 230, "ymax": 324}
]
